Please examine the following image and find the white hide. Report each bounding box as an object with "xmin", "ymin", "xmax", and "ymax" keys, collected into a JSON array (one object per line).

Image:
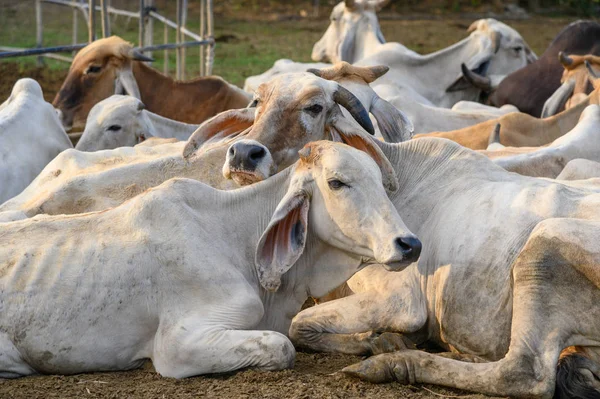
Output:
[
  {"xmin": 76, "ymin": 95, "xmax": 199, "ymax": 152},
  {"xmin": 557, "ymin": 158, "xmax": 600, "ymax": 180},
  {"xmin": 0, "ymin": 79, "xmax": 72, "ymax": 203},
  {"xmin": 0, "ymin": 141, "xmax": 417, "ymax": 378}
]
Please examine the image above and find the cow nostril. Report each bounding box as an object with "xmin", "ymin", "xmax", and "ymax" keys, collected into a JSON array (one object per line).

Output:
[
  {"xmin": 395, "ymin": 237, "xmax": 422, "ymax": 260},
  {"xmin": 249, "ymin": 147, "xmax": 266, "ymax": 161},
  {"xmin": 229, "ymin": 147, "xmax": 235, "ymax": 156}
]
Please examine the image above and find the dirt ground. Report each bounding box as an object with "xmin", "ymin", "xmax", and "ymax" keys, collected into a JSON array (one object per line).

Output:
[{"xmin": 0, "ymin": 353, "xmax": 500, "ymax": 399}]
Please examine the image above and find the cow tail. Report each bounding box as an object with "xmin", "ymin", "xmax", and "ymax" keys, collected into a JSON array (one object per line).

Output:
[{"xmin": 554, "ymin": 353, "xmax": 600, "ymax": 399}]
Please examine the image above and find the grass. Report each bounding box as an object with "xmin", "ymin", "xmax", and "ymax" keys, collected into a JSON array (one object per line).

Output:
[{"xmin": 0, "ymin": 1, "xmax": 586, "ymax": 89}]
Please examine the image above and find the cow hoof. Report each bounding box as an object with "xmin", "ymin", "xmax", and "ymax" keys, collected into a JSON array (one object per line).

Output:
[{"xmin": 369, "ymin": 332, "xmax": 415, "ymax": 355}]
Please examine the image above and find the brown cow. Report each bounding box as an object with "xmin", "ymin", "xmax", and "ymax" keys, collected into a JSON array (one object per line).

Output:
[
  {"xmin": 416, "ymin": 63, "xmax": 600, "ymax": 150},
  {"xmin": 541, "ymin": 52, "xmax": 600, "ymax": 117},
  {"xmin": 52, "ymin": 36, "xmax": 251, "ymax": 131}
]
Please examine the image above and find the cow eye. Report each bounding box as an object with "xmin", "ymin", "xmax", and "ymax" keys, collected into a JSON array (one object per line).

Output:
[
  {"xmin": 85, "ymin": 65, "xmax": 102, "ymax": 74},
  {"xmin": 107, "ymin": 125, "xmax": 121, "ymax": 131},
  {"xmin": 513, "ymin": 46, "xmax": 523, "ymax": 53},
  {"xmin": 304, "ymin": 104, "xmax": 323, "ymax": 115},
  {"xmin": 328, "ymin": 179, "xmax": 347, "ymax": 190},
  {"xmin": 249, "ymin": 99, "xmax": 259, "ymax": 108}
]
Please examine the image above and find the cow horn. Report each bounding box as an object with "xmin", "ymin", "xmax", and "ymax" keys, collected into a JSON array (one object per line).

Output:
[
  {"xmin": 488, "ymin": 123, "xmax": 501, "ymax": 146},
  {"xmin": 369, "ymin": 65, "xmax": 389, "ymax": 80},
  {"xmin": 586, "ymin": 60, "xmax": 599, "ymax": 80},
  {"xmin": 344, "ymin": 0, "xmax": 356, "ymax": 9},
  {"xmin": 369, "ymin": 0, "xmax": 391, "ymax": 10},
  {"xmin": 306, "ymin": 68, "xmax": 322, "ymax": 77},
  {"xmin": 130, "ymin": 49, "xmax": 154, "ymax": 62},
  {"xmin": 559, "ymin": 52, "xmax": 573, "ymax": 68},
  {"xmin": 333, "ymin": 85, "xmax": 375, "ymax": 135},
  {"xmin": 461, "ymin": 63, "xmax": 492, "ymax": 91},
  {"xmin": 467, "ymin": 20, "xmax": 480, "ymax": 33}
]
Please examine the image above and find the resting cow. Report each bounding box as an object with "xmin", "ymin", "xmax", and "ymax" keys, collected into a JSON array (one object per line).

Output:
[
  {"xmin": 0, "ymin": 66, "xmax": 409, "ymax": 219},
  {"xmin": 52, "ymin": 36, "xmax": 251, "ymax": 131},
  {"xmin": 464, "ymin": 20, "xmax": 600, "ymax": 117},
  {"xmin": 542, "ymin": 53, "xmax": 600, "ymax": 117},
  {"xmin": 479, "ymin": 105, "xmax": 600, "ymax": 178},
  {"xmin": 281, "ymin": 137, "xmax": 600, "ymax": 399},
  {"xmin": 0, "ymin": 79, "xmax": 72, "ymax": 204},
  {"xmin": 416, "ymin": 65, "xmax": 600, "ymax": 149},
  {"xmin": 75, "ymin": 95, "xmax": 199, "ymax": 152},
  {"xmin": 0, "ymin": 140, "xmax": 421, "ymax": 378},
  {"xmin": 557, "ymin": 158, "xmax": 600, "ymax": 180}
]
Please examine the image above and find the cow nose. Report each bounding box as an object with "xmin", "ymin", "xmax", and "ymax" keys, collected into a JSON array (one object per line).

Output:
[
  {"xmin": 229, "ymin": 142, "xmax": 267, "ymax": 171},
  {"xmin": 395, "ymin": 236, "xmax": 422, "ymax": 261}
]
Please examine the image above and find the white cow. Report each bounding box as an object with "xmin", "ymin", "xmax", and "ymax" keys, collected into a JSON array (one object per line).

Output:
[
  {"xmin": 0, "ymin": 79, "xmax": 72, "ymax": 203},
  {"xmin": 0, "ymin": 67, "xmax": 409, "ymax": 219},
  {"xmin": 0, "ymin": 140, "xmax": 421, "ymax": 378},
  {"xmin": 286, "ymin": 137, "xmax": 600, "ymax": 398},
  {"xmin": 480, "ymin": 105, "xmax": 600, "ymax": 177},
  {"xmin": 75, "ymin": 95, "xmax": 199, "ymax": 152}
]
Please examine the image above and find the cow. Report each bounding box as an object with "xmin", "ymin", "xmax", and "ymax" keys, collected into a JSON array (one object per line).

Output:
[
  {"xmin": 0, "ymin": 139, "xmax": 422, "ymax": 378},
  {"xmin": 478, "ymin": 105, "xmax": 600, "ymax": 177},
  {"xmin": 0, "ymin": 78, "xmax": 72, "ymax": 204},
  {"xmin": 285, "ymin": 136, "xmax": 600, "ymax": 399},
  {"xmin": 0, "ymin": 66, "xmax": 410, "ymax": 219},
  {"xmin": 415, "ymin": 65, "xmax": 600, "ymax": 149},
  {"xmin": 75, "ymin": 95, "xmax": 199, "ymax": 152},
  {"xmin": 557, "ymin": 158, "xmax": 600, "ymax": 180},
  {"xmin": 52, "ymin": 36, "xmax": 251, "ymax": 131},
  {"xmin": 463, "ymin": 20, "xmax": 600, "ymax": 117},
  {"xmin": 541, "ymin": 53, "xmax": 599, "ymax": 117}
]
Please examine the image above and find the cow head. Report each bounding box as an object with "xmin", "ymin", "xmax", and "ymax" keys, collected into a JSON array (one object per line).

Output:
[
  {"xmin": 183, "ymin": 67, "xmax": 411, "ymax": 187},
  {"xmin": 541, "ymin": 53, "xmax": 600, "ymax": 118},
  {"xmin": 311, "ymin": 0, "xmax": 388, "ymax": 64},
  {"xmin": 449, "ymin": 19, "xmax": 536, "ymax": 93},
  {"xmin": 75, "ymin": 95, "xmax": 152, "ymax": 152},
  {"xmin": 52, "ymin": 36, "xmax": 152, "ymax": 132},
  {"xmin": 255, "ymin": 140, "xmax": 421, "ymax": 292}
]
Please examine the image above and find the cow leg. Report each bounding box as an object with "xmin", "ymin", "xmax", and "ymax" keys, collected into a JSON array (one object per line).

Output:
[
  {"xmin": 153, "ymin": 297, "xmax": 295, "ymax": 378},
  {"xmin": 0, "ymin": 333, "xmax": 37, "ymax": 378},
  {"xmin": 289, "ymin": 269, "xmax": 427, "ymax": 356},
  {"xmin": 342, "ymin": 219, "xmax": 600, "ymax": 398}
]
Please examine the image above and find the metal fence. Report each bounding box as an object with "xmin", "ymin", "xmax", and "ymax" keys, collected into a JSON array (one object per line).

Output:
[{"xmin": 0, "ymin": 0, "xmax": 215, "ymax": 79}]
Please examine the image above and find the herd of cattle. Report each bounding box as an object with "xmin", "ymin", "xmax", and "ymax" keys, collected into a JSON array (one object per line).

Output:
[{"xmin": 3, "ymin": 1, "xmax": 600, "ymax": 398}]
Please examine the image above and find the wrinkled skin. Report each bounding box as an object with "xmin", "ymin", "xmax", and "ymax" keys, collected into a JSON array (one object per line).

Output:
[
  {"xmin": 0, "ymin": 141, "xmax": 419, "ymax": 378},
  {"xmin": 290, "ymin": 137, "xmax": 600, "ymax": 398}
]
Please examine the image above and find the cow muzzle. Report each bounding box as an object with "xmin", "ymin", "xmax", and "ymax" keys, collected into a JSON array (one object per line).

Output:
[
  {"xmin": 223, "ymin": 139, "xmax": 276, "ymax": 186},
  {"xmin": 378, "ymin": 235, "xmax": 422, "ymax": 272}
]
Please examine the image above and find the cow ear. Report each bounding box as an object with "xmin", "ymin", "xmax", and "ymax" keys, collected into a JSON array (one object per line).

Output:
[
  {"xmin": 255, "ymin": 190, "xmax": 310, "ymax": 292},
  {"xmin": 183, "ymin": 108, "xmax": 255, "ymax": 159},
  {"xmin": 329, "ymin": 116, "xmax": 398, "ymax": 193},
  {"xmin": 116, "ymin": 65, "xmax": 141, "ymax": 99},
  {"xmin": 369, "ymin": 97, "xmax": 413, "ymax": 142}
]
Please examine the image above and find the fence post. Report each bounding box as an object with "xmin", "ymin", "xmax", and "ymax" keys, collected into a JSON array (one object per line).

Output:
[
  {"xmin": 181, "ymin": 0, "xmax": 188, "ymax": 79},
  {"xmin": 205, "ymin": 0, "xmax": 213, "ymax": 75},
  {"xmin": 163, "ymin": 22, "xmax": 169, "ymax": 75},
  {"xmin": 144, "ymin": 0, "xmax": 154, "ymax": 59},
  {"xmin": 88, "ymin": 0, "xmax": 96, "ymax": 42},
  {"xmin": 138, "ymin": 0, "xmax": 145, "ymax": 49},
  {"xmin": 100, "ymin": 0, "xmax": 110, "ymax": 37},
  {"xmin": 36, "ymin": 0, "xmax": 45, "ymax": 66},
  {"xmin": 176, "ymin": 0, "xmax": 183, "ymax": 80}
]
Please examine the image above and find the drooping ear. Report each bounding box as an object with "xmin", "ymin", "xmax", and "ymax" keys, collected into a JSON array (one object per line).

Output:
[
  {"xmin": 329, "ymin": 116, "xmax": 398, "ymax": 193},
  {"xmin": 586, "ymin": 60, "xmax": 600, "ymax": 90},
  {"xmin": 255, "ymin": 189, "xmax": 310, "ymax": 292},
  {"xmin": 116, "ymin": 65, "xmax": 141, "ymax": 99},
  {"xmin": 182, "ymin": 108, "xmax": 255, "ymax": 159},
  {"xmin": 339, "ymin": 22, "xmax": 359, "ymax": 63},
  {"xmin": 369, "ymin": 96, "xmax": 413, "ymax": 142},
  {"xmin": 541, "ymin": 78, "xmax": 575, "ymax": 118}
]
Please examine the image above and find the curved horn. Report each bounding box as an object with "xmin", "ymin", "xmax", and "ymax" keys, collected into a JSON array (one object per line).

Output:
[
  {"xmin": 333, "ymin": 85, "xmax": 375, "ymax": 135},
  {"xmin": 461, "ymin": 63, "xmax": 492, "ymax": 91},
  {"xmin": 559, "ymin": 52, "xmax": 573, "ymax": 68},
  {"xmin": 586, "ymin": 60, "xmax": 599, "ymax": 80},
  {"xmin": 488, "ymin": 123, "xmax": 501, "ymax": 146},
  {"xmin": 369, "ymin": 65, "xmax": 390, "ymax": 80},
  {"xmin": 130, "ymin": 49, "xmax": 154, "ymax": 62},
  {"xmin": 467, "ymin": 20, "xmax": 480, "ymax": 33},
  {"xmin": 541, "ymin": 78, "xmax": 575, "ymax": 118},
  {"xmin": 306, "ymin": 68, "xmax": 322, "ymax": 77}
]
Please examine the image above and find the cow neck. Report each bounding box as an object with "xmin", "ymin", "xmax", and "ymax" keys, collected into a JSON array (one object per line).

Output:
[
  {"xmin": 376, "ymin": 138, "xmax": 512, "ymax": 231},
  {"xmin": 132, "ymin": 62, "xmax": 177, "ymax": 114},
  {"xmin": 145, "ymin": 111, "xmax": 198, "ymax": 141},
  {"xmin": 351, "ymin": 17, "xmax": 386, "ymax": 62}
]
